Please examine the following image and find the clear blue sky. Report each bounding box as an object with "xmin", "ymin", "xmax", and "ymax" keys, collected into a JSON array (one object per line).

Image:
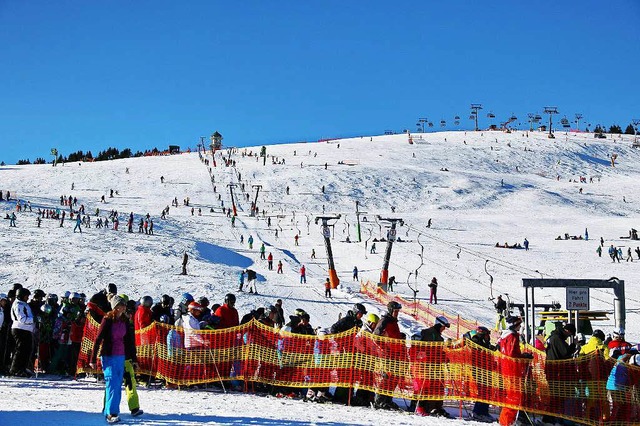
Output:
[{"xmin": 1, "ymin": 1, "xmax": 639, "ymax": 164}]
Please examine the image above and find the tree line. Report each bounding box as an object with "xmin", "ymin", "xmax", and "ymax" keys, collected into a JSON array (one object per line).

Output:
[{"xmin": 12, "ymin": 146, "xmax": 165, "ymax": 166}]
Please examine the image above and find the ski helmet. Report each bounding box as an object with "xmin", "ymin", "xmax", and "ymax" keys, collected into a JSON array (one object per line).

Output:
[
  {"xmin": 41, "ymin": 304, "xmax": 53, "ymax": 315},
  {"xmin": 224, "ymin": 293, "xmax": 236, "ymax": 305},
  {"xmin": 16, "ymin": 288, "xmax": 31, "ymax": 300},
  {"xmin": 161, "ymin": 294, "xmax": 171, "ymax": 306},
  {"xmin": 352, "ymin": 303, "xmax": 367, "ymax": 316},
  {"xmin": 435, "ymin": 315, "xmax": 451, "ymax": 328},
  {"xmin": 592, "ymin": 329, "xmax": 605, "ymax": 341},
  {"xmin": 197, "ymin": 296, "xmax": 209, "ymax": 307},
  {"xmin": 33, "ymin": 289, "xmax": 46, "ymax": 299},
  {"xmin": 294, "ymin": 308, "xmax": 307, "ymax": 317},
  {"xmin": 365, "ymin": 313, "xmax": 380, "ymax": 325},
  {"xmin": 387, "ymin": 301, "xmax": 402, "ymax": 314},
  {"xmin": 181, "ymin": 292, "xmax": 194, "ymax": 305},
  {"xmin": 188, "ymin": 301, "xmax": 203, "ymax": 315},
  {"xmin": 141, "ymin": 296, "xmax": 153, "ymax": 308}
]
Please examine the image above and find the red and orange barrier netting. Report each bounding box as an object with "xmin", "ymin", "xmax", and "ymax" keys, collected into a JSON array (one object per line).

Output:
[{"xmin": 77, "ymin": 317, "xmax": 640, "ymax": 425}]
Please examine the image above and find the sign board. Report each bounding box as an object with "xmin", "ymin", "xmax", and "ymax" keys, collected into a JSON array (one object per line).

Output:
[
  {"xmin": 322, "ymin": 225, "xmax": 331, "ymax": 238},
  {"xmin": 566, "ymin": 287, "xmax": 590, "ymax": 311},
  {"xmin": 388, "ymin": 229, "xmax": 396, "ymax": 241}
]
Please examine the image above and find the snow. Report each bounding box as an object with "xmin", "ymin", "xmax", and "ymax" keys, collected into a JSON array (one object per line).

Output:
[{"xmin": 1, "ymin": 129, "xmax": 639, "ymax": 423}]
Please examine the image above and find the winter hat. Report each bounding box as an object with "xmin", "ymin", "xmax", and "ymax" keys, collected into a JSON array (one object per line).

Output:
[
  {"xmin": 506, "ymin": 316, "xmax": 522, "ymax": 329},
  {"xmin": 563, "ymin": 323, "xmax": 576, "ymax": 335},
  {"xmin": 107, "ymin": 283, "xmax": 118, "ymax": 295},
  {"xmin": 110, "ymin": 295, "xmax": 125, "ymax": 310}
]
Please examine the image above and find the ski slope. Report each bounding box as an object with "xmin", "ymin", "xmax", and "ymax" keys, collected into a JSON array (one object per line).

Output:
[{"xmin": 1, "ymin": 129, "xmax": 639, "ymax": 423}]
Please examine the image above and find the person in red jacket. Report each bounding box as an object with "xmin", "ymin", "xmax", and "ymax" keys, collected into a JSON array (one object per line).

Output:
[
  {"xmin": 134, "ymin": 296, "xmax": 153, "ymax": 331},
  {"xmin": 497, "ymin": 316, "xmax": 533, "ymax": 426},
  {"xmin": 372, "ymin": 301, "xmax": 405, "ymax": 409},
  {"xmin": 214, "ymin": 293, "xmax": 239, "ymax": 329},
  {"xmin": 300, "ymin": 265, "xmax": 306, "ymax": 284}
]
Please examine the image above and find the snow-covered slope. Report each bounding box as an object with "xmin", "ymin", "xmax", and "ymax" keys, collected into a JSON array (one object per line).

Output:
[
  {"xmin": 1, "ymin": 130, "xmax": 639, "ymax": 342},
  {"xmin": 2, "ymin": 129, "xmax": 640, "ymax": 423}
]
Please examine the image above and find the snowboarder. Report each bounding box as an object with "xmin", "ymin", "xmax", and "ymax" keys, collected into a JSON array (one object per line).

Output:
[{"xmin": 428, "ymin": 277, "xmax": 438, "ymax": 304}]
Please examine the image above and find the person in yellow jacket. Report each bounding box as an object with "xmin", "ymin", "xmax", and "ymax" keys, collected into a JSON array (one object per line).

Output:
[{"xmin": 578, "ymin": 330, "xmax": 608, "ymax": 422}]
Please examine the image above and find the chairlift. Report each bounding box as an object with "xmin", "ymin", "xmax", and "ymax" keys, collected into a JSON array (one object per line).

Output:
[
  {"xmin": 469, "ymin": 115, "xmax": 475, "ymax": 120},
  {"xmin": 487, "ymin": 112, "xmax": 496, "ymax": 119},
  {"xmin": 535, "ymin": 114, "xmax": 542, "ymax": 121},
  {"xmin": 454, "ymin": 115, "xmax": 461, "ymax": 120},
  {"xmin": 440, "ymin": 120, "xmax": 446, "ymax": 127},
  {"xmin": 510, "ymin": 114, "xmax": 518, "ymax": 121},
  {"xmin": 454, "ymin": 120, "xmax": 460, "ymax": 126},
  {"xmin": 428, "ymin": 122, "xmax": 434, "ymax": 127}
]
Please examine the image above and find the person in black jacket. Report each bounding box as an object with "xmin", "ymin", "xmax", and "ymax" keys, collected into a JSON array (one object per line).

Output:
[
  {"xmin": 330, "ymin": 304, "xmax": 367, "ymax": 334},
  {"xmin": 543, "ymin": 322, "xmax": 576, "ymax": 425},
  {"xmin": 415, "ymin": 316, "xmax": 451, "ymax": 417},
  {"xmin": 87, "ymin": 284, "xmax": 117, "ymax": 324},
  {"xmin": 465, "ymin": 326, "xmax": 496, "ymax": 422},
  {"xmin": 151, "ymin": 295, "xmax": 174, "ymax": 324},
  {"xmin": 494, "ymin": 295, "xmax": 507, "ymax": 330},
  {"xmin": 89, "ymin": 295, "xmax": 138, "ymax": 424}
]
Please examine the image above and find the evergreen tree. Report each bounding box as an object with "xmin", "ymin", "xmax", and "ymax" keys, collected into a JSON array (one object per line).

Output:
[
  {"xmin": 609, "ymin": 124, "xmax": 622, "ymax": 134},
  {"xmin": 625, "ymin": 124, "xmax": 635, "ymax": 135}
]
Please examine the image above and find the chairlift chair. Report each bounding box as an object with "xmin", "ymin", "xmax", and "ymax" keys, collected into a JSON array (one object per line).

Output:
[{"xmin": 487, "ymin": 112, "xmax": 496, "ymax": 119}]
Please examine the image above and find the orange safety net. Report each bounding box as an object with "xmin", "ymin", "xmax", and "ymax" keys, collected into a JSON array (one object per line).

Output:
[{"xmin": 77, "ymin": 316, "xmax": 640, "ymax": 425}]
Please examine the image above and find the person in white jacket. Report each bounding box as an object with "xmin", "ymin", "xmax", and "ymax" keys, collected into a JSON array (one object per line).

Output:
[
  {"xmin": 182, "ymin": 302, "xmax": 204, "ymax": 349},
  {"xmin": 10, "ymin": 288, "xmax": 35, "ymax": 377}
]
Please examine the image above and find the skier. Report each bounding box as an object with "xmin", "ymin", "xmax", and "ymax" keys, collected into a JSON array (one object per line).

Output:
[
  {"xmin": 311, "ymin": 249, "xmax": 316, "ymax": 259},
  {"xmin": 237, "ymin": 270, "xmax": 246, "ymax": 292},
  {"xmin": 523, "ymin": 238, "xmax": 529, "ymax": 251},
  {"xmin": 428, "ymin": 277, "xmax": 438, "ymax": 304},
  {"xmin": 246, "ymin": 269, "xmax": 258, "ymax": 294},
  {"xmin": 260, "ymin": 243, "xmax": 266, "ymax": 260},
  {"xmin": 585, "ymin": 228, "xmax": 589, "ymax": 241},
  {"xmin": 9, "ymin": 212, "xmax": 16, "ymax": 227},
  {"xmin": 596, "ymin": 245, "xmax": 602, "ymax": 257},
  {"xmin": 370, "ymin": 243, "xmax": 376, "ymax": 254},
  {"xmin": 352, "ymin": 266, "xmax": 358, "ymax": 281},
  {"xmin": 134, "ymin": 296, "xmax": 153, "ymax": 331},
  {"xmin": 181, "ymin": 252, "xmax": 188, "ymax": 275},
  {"xmin": 277, "ymin": 260, "xmax": 283, "ymax": 274},
  {"xmin": 626, "ymin": 247, "xmax": 633, "ymax": 262},
  {"xmin": 497, "ymin": 316, "xmax": 533, "ymax": 426},
  {"xmin": 636, "ymin": 246, "xmax": 640, "ymax": 260},
  {"xmin": 329, "ymin": 304, "xmax": 367, "ymax": 334},
  {"xmin": 248, "ymin": 235, "xmax": 254, "ymax": 249},
  {"xmin": 294, "ymin": 234, "xmax": 299, "ymax": 246},
  {"xmin": 387, "ymin": 276, "xmax": 396, "ymax": 292},
  {"xmin": 542, "ymin": 323, "xmax": 576, "ymax": 425},
  {"xmin": 73, "ymin": 214, "xmax": 82, "ymax": 233},
  {"xmin": 299, "ymin": 265, "xmax": 306, "ymax": 284},
  {"xmin": 214, "ymin": 294, "xmax": 239, "ymax": 329},
  {"xmin": 10, "ymin": 288, "xmax": 34, "ymax": 377},
  {"xmin": 324, "ymin": 278, "xmax": 332, "ymax": 298},
  {"xmin": 494, "ymin": 295, "xmax": 507, "ymax": 330},
  {"xmin": 267, "ymin": 252, "xmax": 273, "ymax": 270},
  {"xmin": 414, "ymin": 316, "xmax": 451, "ymax": 417},
  {"xmin": 372, "ymin": 301, "xmax": 404, "ymax": 409}
]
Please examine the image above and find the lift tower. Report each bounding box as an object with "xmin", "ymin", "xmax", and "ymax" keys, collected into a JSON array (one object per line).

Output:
[
  {"xmin": 315, "ymin": 215, "xmax": 341, "ymax": 289},
  {"xmin": 251, "ymin": 185, "xmax": 262, "ymax": 217},
  {"xmin": 227, "ymin": 183, "xmax": 238, "ymax": 217},
  {"xmin": 377, "ymin": 216, "xmax": 404, "ymax": 285}
]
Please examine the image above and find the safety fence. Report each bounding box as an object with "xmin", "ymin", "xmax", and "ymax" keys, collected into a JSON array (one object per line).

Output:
[
  {"xmin": 360, "ymin": 280, "xmax": 481, "ymax": 340},
  {"xmin": 77, "ymin": 317, "xmax": 640, "ymax": 425}
]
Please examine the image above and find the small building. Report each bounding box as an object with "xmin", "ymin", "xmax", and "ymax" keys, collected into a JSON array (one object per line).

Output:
[{"xmin": 210, "ymin": 131, "xmax": 223, "ymax": 151}]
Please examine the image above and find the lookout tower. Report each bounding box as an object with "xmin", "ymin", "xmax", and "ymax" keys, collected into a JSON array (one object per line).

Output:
[{"xmin": 210, "ymin": 131, "xmax": 223, "ymax": 151}]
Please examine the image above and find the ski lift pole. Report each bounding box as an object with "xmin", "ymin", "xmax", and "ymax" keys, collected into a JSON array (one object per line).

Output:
[
  {"xmin": 377, "ymin": 216, "xmax": 404, "ymax": 284},
  {"xmin": 227, "ymin": 183, "xmax": 238, "ymax": 217},
  {"xmin": 315, "ymin": 215, "xmax": 342, "ymax": 289},
  {"xmin": 485, "ymin": 260, "xmax": 494, "ymax": 300},
  {"xmin": 251, "ymin": 185, "xmax": 262, "ymax": 217},
  {"xmin": 355, "ymin": 201, "xmax": 367, "ymax": 243}
]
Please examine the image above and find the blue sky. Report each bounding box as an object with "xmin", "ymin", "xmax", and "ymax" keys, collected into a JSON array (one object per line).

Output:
[{"xmin": 1, "ymin": 1, "xmax": 638, "ymax": 164}]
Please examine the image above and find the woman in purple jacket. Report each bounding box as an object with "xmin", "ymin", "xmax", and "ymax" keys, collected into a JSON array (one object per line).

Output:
[{"xmin": 89, "ymin": 295, "xmax": 137, "ymax": 424}]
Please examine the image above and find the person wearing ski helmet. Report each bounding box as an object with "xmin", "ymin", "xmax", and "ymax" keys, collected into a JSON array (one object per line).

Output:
[
  {"xmin": 497, "ymin": 316, "xmax": 533, "ymax": 426},
  {"xmin": 214, "ymin": 293, "xmax": 239, "ymax": 329},
  {"xmin": 88, "ymin": 283, "xmax": 117, "ymax": 323},
  {"xmin": 330, "ymin": 303, "xmax": 367, "ymax": 334},
  {"xmin": 134, "ymin": 296, "xmax": 154, "ymax": 331},
  {"xmin": 466, "ymin": 326, "xmax": 496, "ymax": 422},
  {"xmin": 151, "ymin": 294, "xmax": 173, "ymax": 324},
  {"xmin": 372, "ymin": 301, "xmax": 404, "ymax": 410},
  {"xmin": 414, "ymin": 316, "xmax": 451, "ymax": 417}
]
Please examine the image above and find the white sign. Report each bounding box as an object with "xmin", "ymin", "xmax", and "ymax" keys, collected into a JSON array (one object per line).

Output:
[
  {"xmin": 322, "ymin": 226, "xmax": 331, "ymax": 238},
  {"xmin": 566, "ymin": 287, "xmax": 590, "ymax": 311}
]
